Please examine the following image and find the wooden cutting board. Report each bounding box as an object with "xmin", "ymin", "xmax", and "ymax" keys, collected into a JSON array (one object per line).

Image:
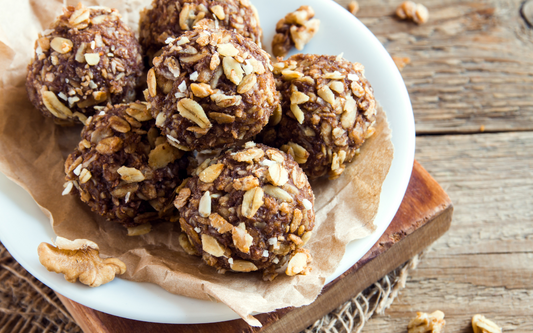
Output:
[{"xmin": 57, "ymin": 160, "xmax": 453, "ymax": 333}]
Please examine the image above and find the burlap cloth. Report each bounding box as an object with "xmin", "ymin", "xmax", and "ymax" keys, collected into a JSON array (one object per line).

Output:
[{"xmin": 0, "ymin": 241, "xmax": 421, "ymax": 333}]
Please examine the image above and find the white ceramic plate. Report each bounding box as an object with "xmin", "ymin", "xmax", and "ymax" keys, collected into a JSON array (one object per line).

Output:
[{"xmin": 0, "ymin": 0, "xmax": 414, "ymax": 324}]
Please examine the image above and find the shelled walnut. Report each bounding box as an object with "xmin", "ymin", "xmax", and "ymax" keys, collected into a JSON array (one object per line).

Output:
[
  {"xmin": 38, "ymin": 237, "xmax": 126, "ymax": 287},
  {"xmin": 271, "ymin": 6, "xmax": 320, "ymax": 58},
  {"xmin": 26, "ymin": 3, "xmax": 143, "ymax": 125},
  {"xmin": 407, "ymin": 310, "xmax": 446, "ymax": 333},
  {"xmin": 175, "ymin": 143, "xmax": 315, "ymax": 280},
  {"xmin": 396, "ymin": 1, "xmax": 429, "ymax": 24},
  {"xmin": 472, "ymin": 314, "xmax": 502, "ymax": 333}
]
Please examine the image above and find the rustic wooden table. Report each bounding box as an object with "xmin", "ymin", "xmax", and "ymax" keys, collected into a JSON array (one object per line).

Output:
[{"xmin": 332, "ymin": 0, "xmax": 533, "ymax": 331}]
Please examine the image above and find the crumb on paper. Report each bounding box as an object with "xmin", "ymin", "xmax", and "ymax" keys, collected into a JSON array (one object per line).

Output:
[
  {"xmin": 127, "ymin": 223, "xmax": 152, "ymax": 236},
  {"xmin": 407, "ymin": 310, "xmax": 446, "ymax": 333},
  {"xmin": 38, "ymin": 236, "xmax": 126, "ymax": 287},
  {"xmin": 396, "ymin": 1, "xmax": 429, "ymax": 24},
  {"xmin": 472, "ymin": 314, "xmax": 502, "ymax": 333}
]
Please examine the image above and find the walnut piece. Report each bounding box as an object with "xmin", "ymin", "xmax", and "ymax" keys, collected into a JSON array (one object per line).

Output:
[
  {"xmin": 38, "ymin": 237, "xmax": 126, "ymax": 287},
  {"xmin": 272, "ymin": 6, "xmax": 320, "ymax": 58},
  {"xmin": 407, "ymin": 310, "xmax": 446, "ymax": 333},
  {"xmin": 393, "ymin": 56, "xmax": 411, "ymax": 71},
  {"xmin": 285, "ymin": 248, "xmax": 312, "ymax": 276},
  {"xmin": 396, "ymin": 1, "xmax": 429, "ymax": 24},
  {"xmin": 472, "ymin": 314, "xmax": 502, "ymax": 333},
  {"xmin": 348, "ymin": 1, "xmax": 359, "ymax": 15}
]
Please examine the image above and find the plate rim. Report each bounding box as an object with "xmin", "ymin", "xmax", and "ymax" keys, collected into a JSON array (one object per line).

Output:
[{"xmin": 0, "ymin": 0, "xmax": 415, "ymax": 324}]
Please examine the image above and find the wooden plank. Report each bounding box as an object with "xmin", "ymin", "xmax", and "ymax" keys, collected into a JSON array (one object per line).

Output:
[
  {"xmin": 364, "ymin": 132, "xmax": 533, "ymax": 332},
  {"xmin": 57, "ymin": 161, "xmax": 453, "ymax": 332},
  {"xmin": 335, "ymin": 0, "xmax": 533, "ymax": 134}
]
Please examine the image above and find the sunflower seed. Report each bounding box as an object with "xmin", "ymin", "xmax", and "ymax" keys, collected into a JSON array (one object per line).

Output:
[
  {"xmin": 199, "ymin": 191, "xmax": 211, "ymax": 217},
  {"xmin": 290, "ymin": 91, "xmax": 310, "ymax": 104},
  {"xmin": 290, "ymin": 104, "xmax": 305, "ymax": 124},
  {"xmin": 147, "ymin": 68, "xmax": 157, "ymax": 97},
  {"xmin": 318, "ymin": 85, "xmax": 336, "ymax": 105}
]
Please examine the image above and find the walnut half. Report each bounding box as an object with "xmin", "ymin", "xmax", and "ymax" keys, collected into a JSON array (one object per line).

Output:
[
  {"xmin": 407, "ymin": 310, "xmax": 446, "ymax": 333},
  {"xmin": 472, "ymin": 314, "xmax": 502, "ymax": 333},
  {"xmin": 38, "ymin": 237, "xmax": 126, "ymax": 287}
]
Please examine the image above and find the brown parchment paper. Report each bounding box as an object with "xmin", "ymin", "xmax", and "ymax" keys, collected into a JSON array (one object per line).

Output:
[{"xmin": 0, "ymin": 0, "xmax": 394, "ymax": 327}]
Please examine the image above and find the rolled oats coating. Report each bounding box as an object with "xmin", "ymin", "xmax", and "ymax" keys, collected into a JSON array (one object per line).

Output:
[
  {"xmin": 145, "ymin": 28, "xmax": 279, "ymax": 151},
  {"xmin": 26, "ymin": 3, "xmax": 144, "ymax": 125},
  {"xmin": 272, "ymin": 6, "xmax": 320, "ymax": 58},
  {"xmin": 139, "ymin": 0, "xmax": 262, "ymax": 57},
  {"xmin": 265, "ymin": 54, "xmax": 377, "ymax": 180},
  {"xmin": 175, "ymin": 143, "xmax": 315, "ymax": 280},
  {"xmin": 64, "ymin": 102, "xmax": 186, "ymax": 230}
]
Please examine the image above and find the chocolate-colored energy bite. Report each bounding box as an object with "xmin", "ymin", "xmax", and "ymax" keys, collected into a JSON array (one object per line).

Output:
[
  {"xmin": 145, "ymin": 27, "xmax": 279, "ymax": 151},
  {"xmin": 175, "ymin": 143, "xmax": 314, "ymax": 280},
  {"xmin": 265, "ymin": 54, "xmax": 377, "ymax": 180},
  {"xmin": 139, "ymin": 0, "xmax": 262, "ymax": 57},
  {"xmin": 26, "ymin": 3, "xmax": 144, "ymax": 125},
  {"xmin": 64, "ymin": 102, "xmax": 186, "ymax": 233}
]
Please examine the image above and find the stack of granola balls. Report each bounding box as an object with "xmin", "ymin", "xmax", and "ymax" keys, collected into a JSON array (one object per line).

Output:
[{"xmin": 27, "ymin": 1, "xmax": 376, "ymax": 280}]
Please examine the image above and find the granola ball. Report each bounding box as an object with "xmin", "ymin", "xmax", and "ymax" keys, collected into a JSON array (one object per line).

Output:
[
  {"xmin": 264, "ymin": 54, "xmax": 377, "ymax": 180},
  {"xmin": 64, "ymin": 102, "xmax": 186, "ymax": 231},
  {"xmin": 175, "ymin": 143, "xmax": 314, "ymax": 280},
  {"xmin": 272, "ymin": 6, "xmax": 320, "ymax": 58},
  {"xmin": 139, "ymin": 0, "xmax": 262, "ymax": 58},
  {"xmin": 145, "ymin": 27, "xmax": 279, "ymax": 151},
  {"xmin": 26, "ymin": 4, "xmax": 144, "ymax": 125}
]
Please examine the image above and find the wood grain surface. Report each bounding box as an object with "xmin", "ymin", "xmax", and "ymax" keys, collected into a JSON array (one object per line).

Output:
[
  {"xmin": 337, "ymin": 0, "xmax": 533, "ymax": 134},
  {"xmin": 56, "ymin": 161, "xmax": 453, "ymax": 333},
  {"xmin": 331, "ymin": 0, "xmax": 533, "ymax": 331}
]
